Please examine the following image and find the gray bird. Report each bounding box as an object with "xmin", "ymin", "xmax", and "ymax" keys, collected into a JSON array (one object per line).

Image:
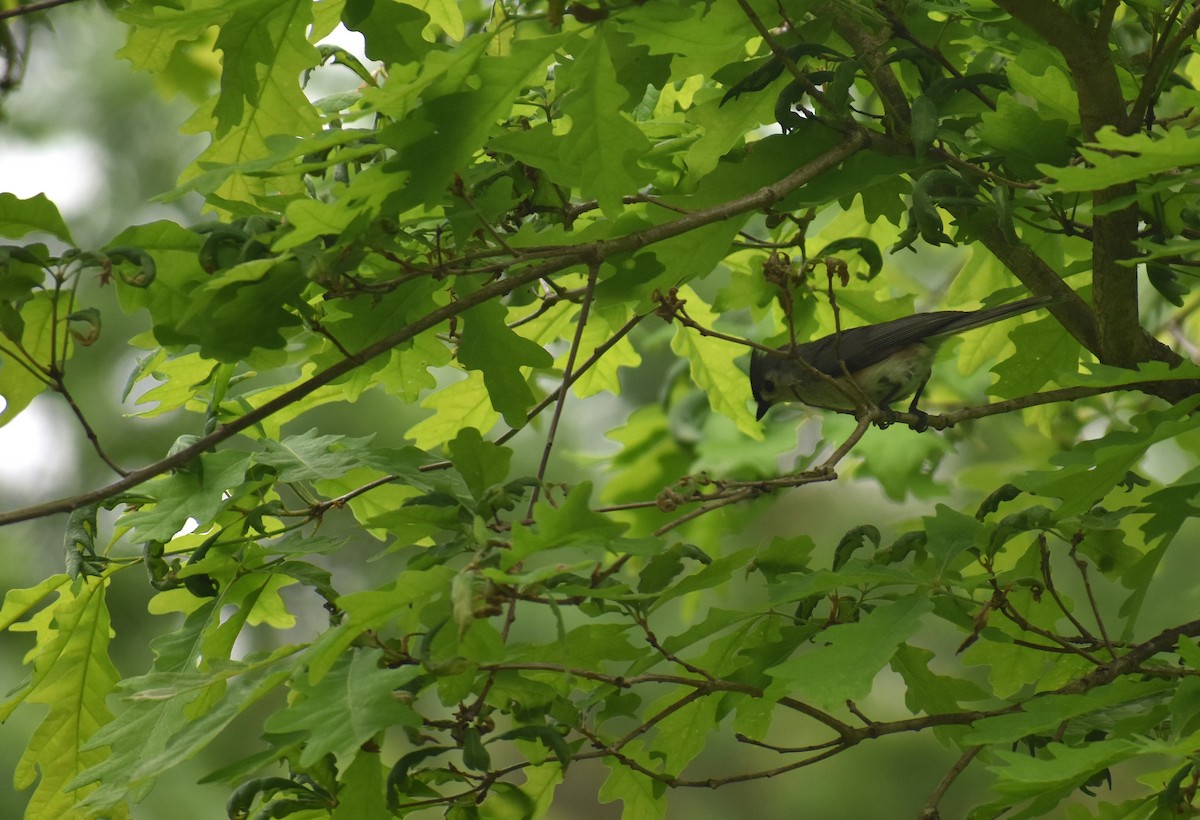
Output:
[{"xmin": 749, "ymin": 295, "xmax": 1055, "ymax": 421}]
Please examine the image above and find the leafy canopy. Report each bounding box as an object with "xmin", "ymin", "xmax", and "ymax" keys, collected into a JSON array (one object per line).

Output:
[{"xmin": 3, "ymin": 1, "xmax": 1200, "ymax": 818}]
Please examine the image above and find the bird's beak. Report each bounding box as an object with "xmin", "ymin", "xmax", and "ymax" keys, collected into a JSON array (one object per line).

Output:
[{"xmin": 755, "ymin": 399, "xmax": 770, "ymax": 421}]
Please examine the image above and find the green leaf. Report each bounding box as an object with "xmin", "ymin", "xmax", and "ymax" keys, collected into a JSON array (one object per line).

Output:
[
  {"xmin": 986, "ymin": 738, "xmax": 1139, "ymax": 799},
  {"xmin": 153, "ymin": 258, "xmax": 307, "ymax": 361},
  {"xmin": 978, "ymin": 95, "xmax": 1073, "ymax": 176},
  {"xmin": 648, "ymin": 688, "xmax": 720, "ymax": 771},
  {"xmin": 374, "ymin": 30, "xmax": 569, "ymax": 211},
  {"xmin": 856, "ymin": 424, "xmax": 954, "ymax": 500},
  {"xmin": 191, "ymin": 0, "xmax": 321, "ymax": 203},
  {"xmin": 304, "ymin": 567, "xmax": 456, "ymax": 685},
  {"xmin": 495, "ymin": 726, "xmax": 572, "ymax": 768},
  {"xmin": 910, "ymin": 94, "xmax": 937, "ymax": 161},
  {"xmin": 683, "ymin": 86, "xmax": 778, "ymax": 179},
  {"xmin": 0, "ymin": 574, "xmax": 71, "ymax": 637},
  {"xmin": 891, "ymin": 644, "xmax": 989, "ymax": 715},
  {"xmin": 1039, "ymin": 126, "xmax": 1200, "ymax": 192},
  {"xmin": 343, "ymin": 0, "xmax": 438, "ymax": 65},
  {"xmin": 555, "ymin": 32, "xmax": 655, "ymax": 217},
  {"xmin": 1018, "ymin": 396, "xmax": 1200, "ymax": 516},
  {"xmin": 331, "ymin": 750, "xmax": 389, "ymax": 820},
  {"xmin": 960, "ymin": 589, "xmax": 1092, "ymax": 699},
  {"xmin": 255, "ymin": 429, "xmax": 378, "ymax": 483},
  {"xmin": 765, "ymin": 563, "xmax": 922, "ymax": 606},
  {"xmin": 1147, "ymin": 262, "xmax": 1189, "ymax": 306},
  {"xmin": 815, "ymin": 237, "xmax": 884, "ymax": 280},
  {"xmin": 922, "ymin": 504, "xmax": 987, "ymax": 576},
  {"xmin": 0, "ymin": 292, "xmax": 66, "ymax": 427},
  {"xmin": 68, "ymin": 601, "xmax": 221, "ymax": 809},
  {"xmin": 964, "ymin": 678, "xmax": 1171, "ymax": 746},
  {"xmin": 599, "ymin": 744, "xmax": 666, "ymax": 820},
  {"xmin": 10, "ymin": 579, "xmax": 121, "ymax": 817},
  {"xmin": 989, "ymin": 314, "xmax": 1079, "ymax": 399},
  {"xmin": 833, "ymin": 525, "xmax": 880, "ymax": 570},
  {"xmin": 447, "ymin": 426, "xmax": 512, "ymax": 502},
  {"xmin": 765, "ymin": 595, "xmax": 933, "ymax": 711},
  {"xmin": 650, "ymin": 547, "xmax": 755, "ymax": 608},
  {"xmin": 119, "ymin": 451, "xmax": 252, "ymax": 542},
  {"xmin": 264, "ymin": 648, "xmax": 421, "ymax": 765},
  {"xmin": 508, "ymin": 483, "xmax": 627, "ymax": 566},
  {"xmin": 458, "ymin": 296, "xmax": 553, "ymax": 426},
  {"xmin": 409, "ymin": 371, "xmax": 500, "ymax": 450},
  {"xmin": 512, "ymin": 623, "xmax": 643, "ymax": 667},
  {"xmin": 0, "ymin": 193, "xmax": 73, "ymax": 242},
  {"xmin": 615, "ymin": 1, "xmax": 750, "ymax": 79},
  {"xmin": 462, "ymin": 725, "xmax": 491, "ymax": 772},
  {"xmin": 670, "ymin": 285, "xmax": 760, "ymax": 439},
  {"xmin": 83, "ymin": 648, "xmax": 301, "ymax": 797}
]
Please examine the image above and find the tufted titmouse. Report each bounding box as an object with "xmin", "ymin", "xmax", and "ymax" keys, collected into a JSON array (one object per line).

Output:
[{"xmin": 749, "ymin": 295, "xmax": 1055, "ymax": 420}]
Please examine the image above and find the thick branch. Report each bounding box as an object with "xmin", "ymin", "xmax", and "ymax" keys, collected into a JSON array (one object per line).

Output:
[
  {"xmin": 992, "ymin": 0, "xmax": 1153, "ymax": 369},
  {"xmin": 992, "ymin": 0, "xmax": 1128, "ymax": 140},
  {"xmin": 818, "ymin": 2, "xmax": 909, "ymax": 140}
]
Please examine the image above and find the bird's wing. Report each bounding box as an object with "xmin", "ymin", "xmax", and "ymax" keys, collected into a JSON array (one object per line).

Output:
[
  {"xmin": 796, "ymin": 311, "xmax": 967, "ymax": 375},
  {"xmin": 792, "ymin": 296, "xmax": 1054, "ymax": 375}
]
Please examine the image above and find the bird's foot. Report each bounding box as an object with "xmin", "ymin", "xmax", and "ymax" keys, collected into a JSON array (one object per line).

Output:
[
  {"xmin": 873, "ymin": 408, "xmax": 898, "ymax": 429},
  {"xmin": 908, "ymin": 409, "xmax": 930, "ymax": 433}
]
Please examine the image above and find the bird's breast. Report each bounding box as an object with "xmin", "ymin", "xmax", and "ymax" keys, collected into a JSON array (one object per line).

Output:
[{"xmin": 788, "ymin": 343, "xmax": 936, "ymax": 410}]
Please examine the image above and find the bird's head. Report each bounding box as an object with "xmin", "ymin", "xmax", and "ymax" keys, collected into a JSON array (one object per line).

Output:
[{"xmin": 749, "ymin": 348, "xmax": 789, "ymax": 420}]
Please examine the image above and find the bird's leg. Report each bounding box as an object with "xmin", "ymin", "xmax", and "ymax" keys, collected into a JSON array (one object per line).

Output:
[{"xmin": 906, "ymin": 378, "xmax": 931, "ymax": 432}]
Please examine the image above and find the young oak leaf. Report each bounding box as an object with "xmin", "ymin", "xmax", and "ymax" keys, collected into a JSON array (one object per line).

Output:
[
  {"xmin": 255, "ymin": 429, "xmax": 377, "ymax": 483},
  {"xmin": 458, "ymin": 298, "xmax": 553, "ymax": 426}
]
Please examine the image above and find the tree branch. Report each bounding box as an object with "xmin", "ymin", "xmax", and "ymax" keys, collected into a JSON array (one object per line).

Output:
[
  {"xmin": 527, "ymin": 262, "xmax": 599, "ymax": 517},
  {"xmin": 992, "ymin": 0, "xmax": 1151, "ymax": 369},
  {"xmin": 0, "ymin": 131, "xmax": 870, "ymax": 527},
  {"xmin": 1127, "ymin": 2, "xmax": 1200, "ymax": 130},
  {"xmin": 0, "ymin": 0, "xmax": 84, "ymax": 22},
  {"xmin": 918, "ymin": 745, "xmax": 983, "ymax": 820}
]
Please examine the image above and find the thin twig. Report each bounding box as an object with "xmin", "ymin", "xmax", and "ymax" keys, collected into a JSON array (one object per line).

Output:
[
  {"xmin": 819, "ymin": 414, "xmax": 872, "ymax": 469},
  {"xmin": 0, "ymin": 338, "xmax": 53, "ymax": 383},
  {"xmin": 613, "ymin": 689, "xmax": 707, "ymax": 751},
  {"xmin": 1069, "ymin": 538, "xmax": 1117, "ymax": 659},
  {"xmin": 988, "ymin": 578, "xmax": 1104, "ymax": 664},
  {"xmin": 495, "ymin": 310, "xmax": 646, "ymax": 447},
  {"xmin": 1038, "ymin": 534, "xmax": 1098, "ymax": 645},
  {"xmin": 0, "ymin": 0, "xmax": 84, "ymax": 23},
  {"xmin": 51, "ymin": 380, "xmax": 129, "ymax": 476},
  {"xmin": 733, "ymin": 0, "xmax": 838, "ymax": 115},
  {"xmin": 1127, "ymin": 1, "xmax": 1200, "ymax": 129},
  {"xmin": 309, "ymin": 319, "xmax": 354, "ymax": 359},
  {"xmin": 527, "ymin": 262, "xmax": 599, "ymax": 517},
  {"xmin": 314, "ymin": 309, "xmax": 647, "ymax": 507},
  {"xmin": 845, "ymin": 700, "xmax": 874, "ymax": 726},
  {"xmin": 879, "ymin": 5, "xmax": 997, "ymax": 111},
  {"xmin": 918, "ymin": 745, "xmax": 983, "ymax": 820},
  {"xmin": 652, "ymin": 488, "xmax": 758, "ymax": 536},
  {"xmin": 733, "ymin": 733, "xmax": 840, "ymax": 755},
  {"xmin": 637, "ymin": 616, "xmax": 718, "ymax": 681},
  {"xmin": 824, "ymin": 268, "xmax": 874, "ymax": 411}
]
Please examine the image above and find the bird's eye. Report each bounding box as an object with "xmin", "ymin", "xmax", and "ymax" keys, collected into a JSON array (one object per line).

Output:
[{"xmin": 763, "ymin": 378, "xmax": 775, "ymax": 393}]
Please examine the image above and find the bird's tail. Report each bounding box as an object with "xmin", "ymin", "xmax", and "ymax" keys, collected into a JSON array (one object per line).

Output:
[{"xmin": 934, "ymin": 294, "xmax": 1059, "ymax": 337}]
